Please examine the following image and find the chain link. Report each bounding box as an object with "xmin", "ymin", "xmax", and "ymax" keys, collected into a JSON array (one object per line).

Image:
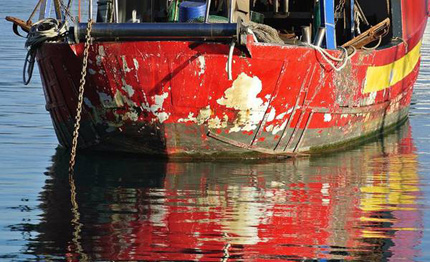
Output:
[
  {"xmin": 69, "ymin": 19, "xmax": 93, "ymax": 175},
  {"xmin": 334, "ymin": 0, "xmax": 346, "ymax": 24}
]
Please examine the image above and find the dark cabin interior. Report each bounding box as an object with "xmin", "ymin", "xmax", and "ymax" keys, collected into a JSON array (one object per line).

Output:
[{"xmin": 97, "ymin": 0, "xmax": 396, "ymax": 48}]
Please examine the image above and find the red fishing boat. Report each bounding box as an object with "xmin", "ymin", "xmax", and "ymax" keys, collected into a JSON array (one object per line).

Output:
[{"xmin": 6, "ymin": 0, "xmax": 430, "ymax": 158}]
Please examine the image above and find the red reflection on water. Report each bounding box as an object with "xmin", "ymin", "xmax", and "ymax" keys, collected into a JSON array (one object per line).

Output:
[{"xmin": 56, "ymin": 125, "xmax": 423, "ymax": 261}]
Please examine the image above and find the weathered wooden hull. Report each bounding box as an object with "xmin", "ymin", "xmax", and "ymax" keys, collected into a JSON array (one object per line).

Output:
[{"xmin": 35, "ymin": 3, "xmax": 427, "ymax": 158}]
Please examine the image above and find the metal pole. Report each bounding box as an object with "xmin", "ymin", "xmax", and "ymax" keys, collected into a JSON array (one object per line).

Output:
[
  {"xmin": 78, "ymin": 0, "xmax": 81, "ymax": 22},
  {"xmin": 301, "ymin": 26, "xmax": 311, "ymax": 44},
  {"xmin": 114, "ymin": 0, "xmax": 119, "ymax": 23},
  {"xmin": 284, "ymin": 0, "xmax": 289, "ymax": 13},
  {"xmin": 313, "ymin": 27, "xmax": 326, "ymax": 46},
  {"xmin": 274, "ymin": 0, "xmax": 279, "ymax": 13},
  {"xmin": 350, "ymin": 0, "xmax": 355, "ymax": 37},
  {"xmin": 228, "ymin": 0, "xmax": 233, "ymax": 23},
  {"xmin": 54, "ymin": 0, "xmax": 63, "ymax": 20},
  {"xmin": 204, "ymin": 0, "xmax": 211, "ymax": 23},
  {"xmin": 73, "ymin": 22, "xmax": 238, "ymax": 40},
  {"xmin": 320, "ymin": 0, "xmax": 336, "ymax": 49},
  {"xmin": 89, "ymin": 0, "xmax": 93, "ymax": 20},
  {"xmin": 39, "ymin": 0, "xmax": 53, "ymax": 20}
]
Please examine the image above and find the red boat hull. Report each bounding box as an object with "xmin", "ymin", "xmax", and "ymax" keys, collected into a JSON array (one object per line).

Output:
[{"xmin": 35, "ymin": 6, "xmax": 428, "ymax": 157}]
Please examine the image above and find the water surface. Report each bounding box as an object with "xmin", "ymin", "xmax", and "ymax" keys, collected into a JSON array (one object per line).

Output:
[{"xmin": 1, "ymin": 2, "xmax": 430, "ymax": 261}]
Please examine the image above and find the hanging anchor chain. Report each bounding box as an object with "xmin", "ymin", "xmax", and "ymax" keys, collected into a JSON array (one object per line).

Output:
[{"xmin": 69, "ymin": 19, "xmax": 93, "ymax": 174}]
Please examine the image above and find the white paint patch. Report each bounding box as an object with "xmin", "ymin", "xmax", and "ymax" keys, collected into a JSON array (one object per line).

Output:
[
  {"xmin": 276, "ymin": 112, "xmax": 287, "ymax": 120},
  {"xmin": 121, "ymin": 78, "xmax": 135, "ymax": 97},
  {"xmin": 126, "ymin": 111, "xmax": 139, "ymax": 121},
  {"xmin": 361, "ymin": 91, "xmax": 377, "ymax": 106},
  {"xmin": 272, "ymin": 119, "xmax": 288, "ymax": 135},
  {"xmin": 178, "ymin": 107, "xmax": 212, "ymax": 125},
  {"xmin": 115, "ymin": 90, "xmax": 137, "ymax": 108},
  {"xmin": 157, "ymin": 112, "xmax": 170, "ymax": 123},
  {"xmin": 98, "ymin": 92, "xmax": 115, "ymax": 108},
  {"xmin": 197, "ymin": 106, "xmax": 211, "ymax": 124},
  {"xmin": 133, "ymin": 58, "xmax": 139, "ymax": 70},
  {"xmin": 208, "ymin": 115, "xmax": 229, "ymax": 129},
  {"xmin": 197, "ymin": 56, "xmax": 205, "ymax": 76},
  {"xmin": 98, "ymin": 45, "xmax": 106, "ymax": 56},
  {"xmin": 98, "ymin": 90, "xmax": 138, "ymax": 123},
  {"xmin": 153, "ymin": 93, "xmax": 169, "ymax": 112},
  {"xmin": 141, "ymin": 92, "xmax": 171, "ymax": 123},
  {"xmin": 96, "ymin": 46, "xmax": 106, "ymax": 66},
  {"xmin": 324, "ymin": 113, "xmax": 332, "ymax": 122},
  {"xmin": 217, "ymin": 73, "xmax": 268, "ymax": 132},
  {"xmin": 217, "ymin": 73, "xmax": 264, "ymax": 110},
  {"xmin": 121, "ymin": 56, "xmax": 132, "ymax": 73},
  {"xmin": 178, "ymin": 112, "xmax": 197, "ymax": 123},
  {"xmin": 266, "ymin": 108, "xmax": 276, "ymax": 122},
  {"xmin": 265, "ymin": 124, "xmax": 274, "ymax": 132}
]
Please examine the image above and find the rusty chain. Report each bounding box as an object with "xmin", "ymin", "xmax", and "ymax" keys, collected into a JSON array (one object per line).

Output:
[
  {"xmin": 334, "ymin": 0, "xmax": 346, "ymax": 24},
  {"xmin": 69, "ymin": 19, "xmax": 93, "ymax": 175}
]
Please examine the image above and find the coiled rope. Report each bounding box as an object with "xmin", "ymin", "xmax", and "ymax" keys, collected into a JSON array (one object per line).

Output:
[{"xmin": 23, "ymin": 18, "xmax": 67, "ymax": 85}]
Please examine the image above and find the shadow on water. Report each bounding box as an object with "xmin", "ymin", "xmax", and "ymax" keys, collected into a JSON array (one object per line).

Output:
[{"xmin": 15, "ymin": 121, "xmax": 423, "ymax": 261}]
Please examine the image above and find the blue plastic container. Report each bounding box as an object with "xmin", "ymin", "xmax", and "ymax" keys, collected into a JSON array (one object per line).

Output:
[{"xmin": 179, "ymin": 1, "xmax": 207, "ymax": 22}]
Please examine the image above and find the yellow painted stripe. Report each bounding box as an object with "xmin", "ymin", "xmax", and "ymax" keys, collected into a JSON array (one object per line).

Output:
[{"xmin": 364, "ymin": 41, "xmax": 422, "ymax": 93}]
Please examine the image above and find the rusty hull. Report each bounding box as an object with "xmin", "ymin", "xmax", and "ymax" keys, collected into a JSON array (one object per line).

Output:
[{"xmin": 35, "ymin": 9, "xmax": 427, "ymax": 158}]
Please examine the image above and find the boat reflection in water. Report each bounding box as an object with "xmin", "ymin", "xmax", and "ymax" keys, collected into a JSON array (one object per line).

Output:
[{"xmin": 28, "ymin": 122, "xmax": 422, "ymax": 261}]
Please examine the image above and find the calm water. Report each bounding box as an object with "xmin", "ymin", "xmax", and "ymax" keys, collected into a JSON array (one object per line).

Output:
[{"xmin": 1, "ymin": 2, "xmax": 430, "ymax": 262}]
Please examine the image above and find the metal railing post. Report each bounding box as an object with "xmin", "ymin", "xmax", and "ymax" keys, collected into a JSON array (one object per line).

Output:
[
  {"xmin": 204, "ymin": 0, "xmax": 211, "ymax": 23},
  {"xmin": 114, "ymin": 0, "xmax": 119, "ymax": 23},
  {"xmin": 228, "ymin": 0, "xmax": 233, "ymax": 23},
  {"xmin": 89, "ymin": 0, "xmax": 93, "ymax": 20}
]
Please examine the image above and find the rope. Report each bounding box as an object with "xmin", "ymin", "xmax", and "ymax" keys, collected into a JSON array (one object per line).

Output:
[
  {"xmin": 307, "ymin": 43, "xmax": 357, "ymax": 72},
  {"xmin": 242, "ymin": 21, "xmax": 284, "ymax": 44},
  {"xmin": 23, "ymin": 18, "xmax": 67, "ymax": 85},
  {"xmin": 25, "ymin": 18, "xmax": 67, "ymax": 48},
  {"xmin": 393, "ymin": 37, "xmax": 408, "ymax": 53},
  {"xmin": 23, "ymin": 49, "xmax": 36, "ymax": 85},
  {"xmin": 362, "ymin": 36, "xmax": 382, "ymax": 51}
]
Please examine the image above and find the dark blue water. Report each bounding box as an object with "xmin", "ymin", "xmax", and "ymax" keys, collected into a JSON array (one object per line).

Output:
[{"xmin": 1, "ymin": 1, "xmax": 430, "ymax": 261}]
